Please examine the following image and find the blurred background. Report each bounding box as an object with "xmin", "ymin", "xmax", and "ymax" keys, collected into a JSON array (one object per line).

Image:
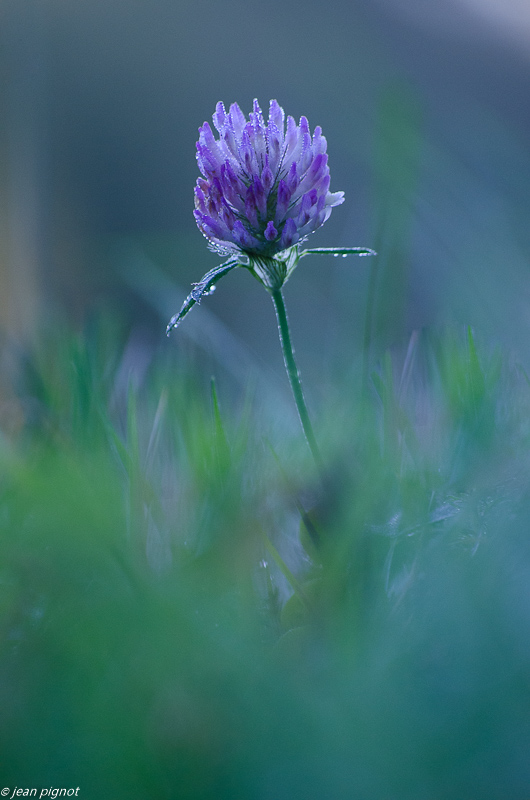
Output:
[
  {"xmin": 1, "ymin": 0, "xmax": 529, "ymax": 384},
  {"xmin": 2, "ymin": 4, "xmax": 530, "ymax": 798}
]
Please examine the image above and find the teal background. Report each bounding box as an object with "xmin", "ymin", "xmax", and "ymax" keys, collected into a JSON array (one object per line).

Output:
[
  {"xmin": 1, "ymin": 4, "xmax": 530, "ymax": 799},
  {"xmin": 1, "ymin": 0, "xmax": 530, "ymax": 367}
]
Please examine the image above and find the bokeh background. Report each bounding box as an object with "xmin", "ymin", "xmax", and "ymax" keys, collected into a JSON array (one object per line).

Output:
[
  {"xmin": 1, "ymin": 0, "xmax": 530, "ymax": 381},
  {"xmin": 2, "ymin": 4, "xmax": 530, "ymax": 798}
]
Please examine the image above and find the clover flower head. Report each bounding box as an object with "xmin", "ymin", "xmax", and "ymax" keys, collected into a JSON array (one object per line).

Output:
[
  {"xmin": 194, "ymin": 99, "xmax": 345, "ymax": 258},
  {"xmin": 167, "ymin": 101, "xmax": 374, "ymax": 335}
]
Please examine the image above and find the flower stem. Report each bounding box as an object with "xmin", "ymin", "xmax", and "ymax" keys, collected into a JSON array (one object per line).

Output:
[{"xmin": 271, "ymin": 288, "xmax": 322, "ymax": 469}]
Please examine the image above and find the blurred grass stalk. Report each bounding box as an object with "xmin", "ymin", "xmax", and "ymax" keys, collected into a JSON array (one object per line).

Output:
[
  {"xmin": 0, "ymin": 313, "xmax": 529, "ymax": 797},
  {"xmin": 0, "ymin": 1, "xmax": 48, "ymax": 344},
  {"xmin": 363, "ymin": 85, "xmax": 422, "ymax": 390}
]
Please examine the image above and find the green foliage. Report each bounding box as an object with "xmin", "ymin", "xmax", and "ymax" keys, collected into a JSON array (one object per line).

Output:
[{"xmin": 1, "ymin": 321, "xmax": 530, "ymax": 798}]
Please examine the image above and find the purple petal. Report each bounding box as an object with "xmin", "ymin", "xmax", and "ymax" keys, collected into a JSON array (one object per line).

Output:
[
  {"xmin": 283, "ymin": 129, "xmax": 311, "ymax": 177},
  {"xmin": 221, "ymin": 127, "xmax": 239, "ymax": 159},
  {"xmin": 268, "ymin": 100, "xmax": 285, "ymax": 138},
  {"xmin": 229, "ymin": 102, "xmax": 246, "ymax": 137},
  {"xmin": 295, "ymin": 131, "xmax": 312, "ymax": 172},
  {"xmin": 284, "ymin": 162, "xmax": 299, "ymax": 194},
  {"xmin": 264, "ymin": 221, "xmax": 278, "ymax": 241},
  {"xmin": 283, "ymin": 116, "xmax": 299, "ymax": 162},
  {"xmin": 297, "ymin": 190, "xmax": 318, "ymax": 227},
  {"xmin": 248, "ymin": 115, "xmax": 267, "ymax": 169},
  {"xmin": 275, "ymin": 179, "xmax": 291, "ymax": 222},
  {"xmin": 196, "ymin": 142, "xmax": 220, "ymax": 178},
  {"xmin": 219, "ymin": 201, "xmax": 236, "ymax": 231},
  {"xmin": 265, "ymin": 122, "xmax": 283, "ymax": 172},
  {"xmin": 244, "ymin": 186, "xmax": 259, "ymax": 229},
  {"xmin": 220, "ymin": 162, "xmax": 245, "ymax": 211},
  {"xmin": 232, "ymin": 220, "xmax": 261, "ymax": 251},
  {"xmin": 261, "ymin": 164, "xmax": 274, "ymax": 193},
  {"xmin": 209, "ymin": 178, "xmax": 224, "ymax": 211},
  {"xmin": 194, "ymin": 211, "xmax": 229, "ymax": 241},
  {"xmin": 198, "ymin": 122, "xmax": 224, "ymax": 169},
  {"xmin": 313, "ymin": 173, "xmax": 330, "ymax": 197},
  {"xmin": 213, "ymin": 101, "xmax": 227, "ymax": 133},
  {"xmin": 307, "ymin": 152, "xmax": 328, "ymax": 182},
  {"xmin": 239, "ymin": 129, "xmax": 257, "ymax": 176},
  {"xmin": 298, "ymin": 141, "xmax": 314, "ymax": 176},
  {"xmin": 280, "ymin": 218, "xmax": 298, "ymax": 250},
  {"xmin": 252, "ymin": 98, "xmax": 265, "ymax": 127},
  {"xmin": 252, "ymin": 176, "xmax": 267, "ymax": 217},
  {"xmin": 295, "ymin": 153, "xmax": 328, "ymax": 196},
  {"xmin": 312, "ymin": 126, "xmax": 327, "ymax": 155}
]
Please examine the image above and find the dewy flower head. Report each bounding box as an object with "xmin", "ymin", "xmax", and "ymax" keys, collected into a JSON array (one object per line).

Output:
[
  {"xmin": 194, "ymin": 99, "xmax": 345, "ymax": 259},
  {"xmin": 167, "ymin": 101, "xmax": 374, "ymax": 335}
]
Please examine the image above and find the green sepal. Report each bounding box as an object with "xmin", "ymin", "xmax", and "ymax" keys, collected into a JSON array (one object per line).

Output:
[
  {"xmin": 247, "ymin": 246, "xmax": 301, "ymax": 291},
  {"xmin": 166, "ymin": 258, "xmax": 239, "ymax": 335},
  {"xmin": 166, "ymin": 245, "xmax": 376, "ymax": 335},
  {"xmin": 300, "ymin": 246, "xmax": 376, "ymax": 258}
]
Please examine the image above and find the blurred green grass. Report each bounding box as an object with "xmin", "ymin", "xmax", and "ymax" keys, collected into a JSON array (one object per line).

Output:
[
  {"xmin": 2, "ymin": 2, "xmax": 530, "ymax": 794},
  {"xmin": 0, "ymin": 317, "xmax": 530, "ymax": 799}
]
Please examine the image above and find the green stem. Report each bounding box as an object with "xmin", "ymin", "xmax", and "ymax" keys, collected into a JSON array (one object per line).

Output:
[{"xmin": 271, "ymin": 288, "xmax": 322, "ymax": 469}]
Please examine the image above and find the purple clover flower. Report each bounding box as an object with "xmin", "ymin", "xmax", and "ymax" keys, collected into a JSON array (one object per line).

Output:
[
  {"xmin": 194, "ymin": 99, "xmax": 345, "ymax": 259},
  {"xmin": 167, "ymin": 101, "xmax": 374, "ymax": 335}
]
